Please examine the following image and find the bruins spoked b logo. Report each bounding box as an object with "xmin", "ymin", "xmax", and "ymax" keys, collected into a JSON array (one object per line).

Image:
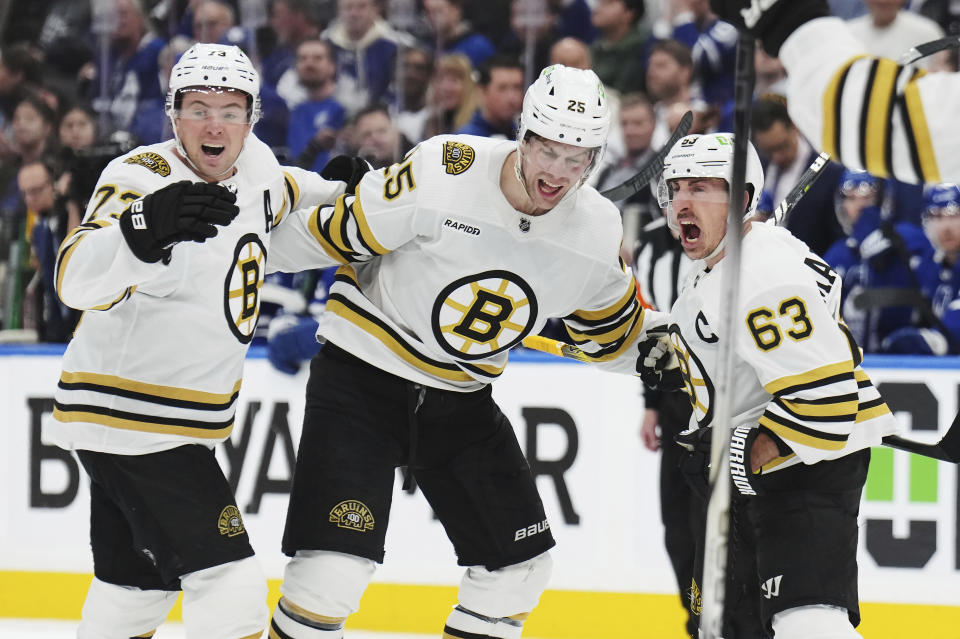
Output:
[
  {"xmin": 224, "ymin": 234, "xmax": 266, "ymax": 344},
  {"xmin": 670, "ymin": 325, "xmax": 715, "ymax": 428},
  {"xmin": 431, "ymin": 270, "xmax": 538, "ymax": 360}
]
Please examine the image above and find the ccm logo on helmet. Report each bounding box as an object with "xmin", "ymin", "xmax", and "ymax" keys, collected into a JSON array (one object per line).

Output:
[{"xmin": 514, "ymin": 519, "xmax": 550, "ymax": 541}]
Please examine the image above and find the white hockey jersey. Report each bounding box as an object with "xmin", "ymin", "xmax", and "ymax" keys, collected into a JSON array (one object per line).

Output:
[
  {"xmin": 270, "ymin": 135, "xmax": 664, "ymax": 391},
  {"xmin": 781, "ymin": 16, "xmax": 960, "ymax": 184},
  {"xmin": 669, "ymin": 223, "xmax": 901, "ymax": 471},
  {"xmin": 46, "ymin": 134, "xmax": 343, "ymax": 455}
]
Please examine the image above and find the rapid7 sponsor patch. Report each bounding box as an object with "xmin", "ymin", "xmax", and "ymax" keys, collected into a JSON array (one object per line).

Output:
[{"xmin": 443, "ymin": 218, "xmax": 481, "ymax": 236}]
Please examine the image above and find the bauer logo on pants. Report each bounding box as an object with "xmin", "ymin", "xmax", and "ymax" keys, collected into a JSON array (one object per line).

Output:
[
  {"xmin": 218, "ymin": 505, "xmax": 246, "ymax": 537},
  {"xmin": 329, "ymin": 500, "xmax": 375, "ymax": 532}
]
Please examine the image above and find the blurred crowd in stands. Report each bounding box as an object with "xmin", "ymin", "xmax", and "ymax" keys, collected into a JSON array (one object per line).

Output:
[{"xmin": 1, "ymin": 0, "xmax": 959, "ymax": 358}]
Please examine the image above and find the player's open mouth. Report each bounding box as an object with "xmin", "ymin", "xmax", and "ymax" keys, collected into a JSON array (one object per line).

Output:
[
  {"xmin": 201, "ymin": 144, "xmax": 225, "ymax": 157},
  {"xmin": 680, "ymin": 220, "xmax": 701, "ymax": 246},
  {"xmin": 537, "ymin": 178, "xmax": 563, "ymax": 198}
]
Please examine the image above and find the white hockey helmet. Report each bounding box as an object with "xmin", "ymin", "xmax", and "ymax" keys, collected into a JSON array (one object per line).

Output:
[
  {"xmin": 165, "ymin": 43, "xmax": 261, "ymax": 125},
  {"xmin": 517, "ymin": 64, "xmax": 611, "ymax": 183},
  {"xmin": 657, "ymin": 132, "xmax": 764, "ymax": 229}
]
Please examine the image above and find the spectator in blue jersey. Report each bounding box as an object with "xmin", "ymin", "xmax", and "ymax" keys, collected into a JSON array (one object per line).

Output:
[
  {"xmin": 422, "ymin": 0, "xmax": 496, "ymax": 69},
  {"xmin": 287, "ymin": 39, "xmax": 347, "ymax": 172},
  {"xmin": 192, "ymin": 0, "xmax": 250, "ymax": 48},
  {"xmin": 261, "ymin": 0, "xmax": 323, "ymax": 89},
  {"xmin": 590, "ymin": 0, "xmax": 651, "ymax": 96},
  {"xmin": 323, "ymin": 0, "xmax": 410, "ymax": 117},
  {"xmin": 455, "ymin": 55, "xmax": 524, "ymax": 140},
  {"xmin": 751, "ymin": 95, "xmax": 844, "ymax": 257},
  {"xmin": 671, "ymin": 0, "xmax": 738, "ymax": 107},
  {"xmin": 883, "ymin": 184, "xmax": 960, "ymax": 354},
  {"xmin": 823, "ymin": 169, "xmax": 938, "ymax": 353},
  {"xmin": 86, "ymin": 0, "xmax": 167, "ymax": 144}
]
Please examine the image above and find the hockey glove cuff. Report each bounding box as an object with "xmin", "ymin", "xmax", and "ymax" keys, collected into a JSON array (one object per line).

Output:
[
  {"xmin": 709, "ymin": 0, "xmax": 830, "ymax": 57},
  {"xmin": 637, "ymin": 327, "xmax": 684, "ymax": 392},
  {"xmin": 320, "ymin": 155, "xmax": 372, "ymax": 195},
  {"xmin": 119, "ymin": 180, "xmax": 238, "ymax": 263}
]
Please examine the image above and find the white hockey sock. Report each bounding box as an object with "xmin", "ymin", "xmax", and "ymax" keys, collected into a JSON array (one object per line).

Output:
[{"xmin": 269, "ymin": 597, "xmax": 346, "ymax": 639}]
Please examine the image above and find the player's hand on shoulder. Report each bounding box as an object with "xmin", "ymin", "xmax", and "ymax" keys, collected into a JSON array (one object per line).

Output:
[
  {"xmin": 119, "ymin": 180, "xmax": 239, "ymax": 263},
  {"xmin": 320, "ymin": 155, "xmax": 372, "ymax": 195}
]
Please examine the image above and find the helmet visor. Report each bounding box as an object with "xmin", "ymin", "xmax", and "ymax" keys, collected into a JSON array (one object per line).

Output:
[
  {"xmin": 523, "ymin": 135, "xmax": 598, "ymax": 182},
  {"xmin": 657, "ymin": 176, "xmax": 730, "ymax": 232},
  {"xmin": 173, "ymin": 87, "xmax": 254, "ymax": 125}
]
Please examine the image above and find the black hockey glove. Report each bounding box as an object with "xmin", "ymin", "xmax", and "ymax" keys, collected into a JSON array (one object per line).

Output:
[
  {"xmin": 119, "ymin": 180, "xmax": 238, "ymax": 263},
  {"xmin": 320, "ymin": 155, "xmax": 372, "ymax": 195},
  {"xmin": 676, "ymin": 426, "xmax": 712, "ymax": 500},
  {"xmin": 637, "ymin": 327, "xmax": 684, "ymax": 392},
  {"xmin": 709, "ymin": 0, "xmax": 830, "ymax": 57}
]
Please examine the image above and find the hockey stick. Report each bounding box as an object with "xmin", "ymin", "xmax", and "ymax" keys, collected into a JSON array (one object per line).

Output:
[
  {"xmin": 769, "ymin": 151, "xmax": 831, "ymax": 226},
  {"xmin": 697, "ymin": 32, "xmax": 756, "ymax": 639},
  {"xmin": 600, "ymin": 110, "xmax": 694, "ymax": 202},
  {"xmin": 900, "ymin": 35, "xmax": 960, "ymax": 65},
  {"xmin": 522, "ymin": 334, "xmax": 960, "ymax": 463},
  {"xmin": 883, "ymin": 410, "xmax": 960, "ymax": 462}
]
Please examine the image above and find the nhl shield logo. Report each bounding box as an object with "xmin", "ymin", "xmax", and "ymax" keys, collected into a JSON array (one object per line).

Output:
[
  {"xmin": 518, "ymin": 217, "xmax": 531, "ymax": 233},
  {"xmin": 442, "ymin": 141, "xmax": 475, "ymax": 175},
  {"xmin": 218, "ymin": 505, "xmax": 246, "ymax": 537},
  {"xmin": 329, "ymin": 500, "xmax": 375, "ymax": 532}
]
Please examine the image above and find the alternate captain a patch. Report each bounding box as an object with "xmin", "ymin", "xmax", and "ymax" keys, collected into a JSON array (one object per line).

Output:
[
  {"xmin": 442, "ymin": 141, "xmax": 475, "ymax": 175},
  {"xmin": 123, "ymin": 152, "xmax": 171, "ymax": 177}
]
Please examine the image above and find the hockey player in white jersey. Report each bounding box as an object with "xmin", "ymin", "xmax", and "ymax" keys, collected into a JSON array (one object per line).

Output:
[
  {"xmin": 44, "ymin": 44, "xmax": 343, "ymax": 639},
  {"xmin": 262, "ymin": 64, "xmax": 673, "ymax": 638},
  {"xmin": 659, "ymin": 133, "xmax": 902, "ymax": 638},
  {"xmin": 710, "ymin": 0, "xmax": 960, "ymax": 184}
]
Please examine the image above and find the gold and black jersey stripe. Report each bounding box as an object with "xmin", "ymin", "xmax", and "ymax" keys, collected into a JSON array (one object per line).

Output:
[
  {"xmin": 58, "ymin": 371, "xmax": 242, "ymax": 410},
  {"xmin": 307, "ymin": 193, "xmax": 390, "ymax": 265},
  {"xmin": 52, "ymin": 402, "xmax": 234, "ymax": 439},
  {"xmin": 759, "ymin": 359, "xmax": 859, "ymax": 451},
  {"xmin": 563, "ymin": 278, "xmax": 646, "ymax": 362},
  {"xmin": 55, "ymin": 220, "xmax": 112, "ymax": 298},
  {"xmin": 54, "ymin": 373, "xmax": 243, "ymax": 439},
  {"xmin": 823, "ymin": 55, "xmax": 939, "ymax": 182}
]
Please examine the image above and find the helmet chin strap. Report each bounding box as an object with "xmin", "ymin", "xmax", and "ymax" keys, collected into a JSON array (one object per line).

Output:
[{"xmin": 704, "ymin": 233, "xmax": 727, "ymax": 263}]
